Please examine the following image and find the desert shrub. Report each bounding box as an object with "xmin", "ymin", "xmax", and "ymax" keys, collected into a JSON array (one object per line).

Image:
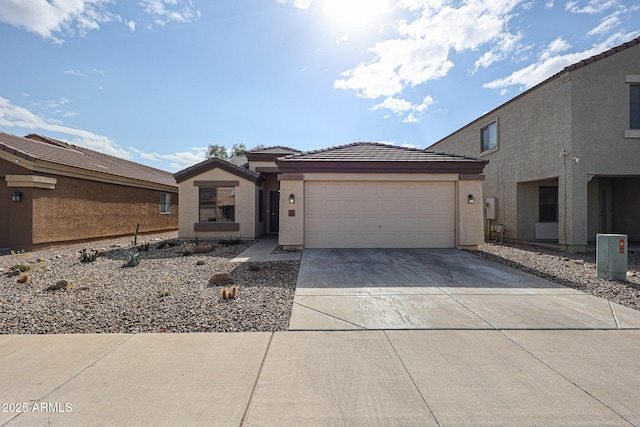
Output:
[
  {"xmin": 10, "ymin": 263, "xmax": 31, "ymax": 273},
  {"xmin": 79, "ymin": 249, "xmax": 98, "ymax": 263},
  {"xmin": 125, "ymin": 251, "xmax": 141, "ymax": 267}
]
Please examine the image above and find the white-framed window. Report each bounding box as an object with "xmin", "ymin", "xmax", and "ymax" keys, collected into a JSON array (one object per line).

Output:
[
  {"xmin": 160, "ymin": 193, "xmax": 171, "ymax": 214},
  {"xmin": 481, "ymin": 121, "xmax": 497, "ymax": 152}
]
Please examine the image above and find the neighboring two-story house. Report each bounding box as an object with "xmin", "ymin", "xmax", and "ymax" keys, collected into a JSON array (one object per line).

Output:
[{"xmin": 429, "ymin": 36, "xmax": 640, "ymax": 252}]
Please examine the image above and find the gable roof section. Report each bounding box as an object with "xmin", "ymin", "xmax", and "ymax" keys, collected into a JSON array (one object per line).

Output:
[
  {"xmin": 276, "ymin": 142, "xmax": 488, "ymax": 174},
  {"xmin": 0, "ymin": 132, "xmax": 177, "ymax": 189},
  {"xmin": 430, "ymin": 35, "xmax": 640, "ymax": 148},
  {"xmin": 173, "ymin": 156, "xmax": 264, "ymax": 184},
  {"xmin": 246, "ymin": 146, "xmax": 302, "ymax": 162}
]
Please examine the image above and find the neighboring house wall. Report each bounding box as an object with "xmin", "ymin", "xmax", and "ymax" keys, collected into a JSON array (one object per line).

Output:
[
  {"xmin": 431, "ymin": 39, "xmax": 640, "ymax": 250},
  {"xmin": 29, "ymin": 175, "xmax": 177, "ymax": 247},
  {"xmin": 177, "ymin": 167, "xmax": 257, "ymax": 240},
  {"xmin": 1, "ymin": 157, "xmax": 178, "ymax": 249}
]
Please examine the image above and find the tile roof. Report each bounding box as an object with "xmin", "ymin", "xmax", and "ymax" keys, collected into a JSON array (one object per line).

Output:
[
  {"xmin": 276, "ymin": 142, "xmax": 487, "ymax": 174},
  {"xmin": 173, "ymin": 156, "xmax": 263, "ymax": 184},
  {"xmin": 248, "ymin": 146, "xmax": 301, "ymax": 154},
  {"xmin": 0, "ymin": 132, "xmax": 177, "ymax": 188}
]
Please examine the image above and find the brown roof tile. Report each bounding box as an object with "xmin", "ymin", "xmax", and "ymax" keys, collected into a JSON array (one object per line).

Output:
[
  {"xmin": 276, "ymin": 142, "xmax": 487, "ymax": 174},
  {"xmin": 0, "ymin": 132, "xmax": 177, "ymax": 188}
]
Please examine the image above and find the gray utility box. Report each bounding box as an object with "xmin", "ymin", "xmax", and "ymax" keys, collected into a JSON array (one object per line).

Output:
[{"xmin": 596, "ymin": 234, "xmax": 628, "ymax": 281}]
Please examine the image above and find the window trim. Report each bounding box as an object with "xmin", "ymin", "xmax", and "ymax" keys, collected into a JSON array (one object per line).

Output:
[
  {"xmin": 480, "ymin": 119, "xmax": 499, "ymax": 154},
  {"xmin": 160, "ymin": 192, "xmax": 171, "ymax": 214}
]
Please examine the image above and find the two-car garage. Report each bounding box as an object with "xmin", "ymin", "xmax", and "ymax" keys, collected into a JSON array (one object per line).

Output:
[
  {"xmin": 304, "ymin": 181, "xmax": 456, "ymax": 248},
  {"xmin": 275, "ymin": 142, "xmax": 488, "ymax": 250}
]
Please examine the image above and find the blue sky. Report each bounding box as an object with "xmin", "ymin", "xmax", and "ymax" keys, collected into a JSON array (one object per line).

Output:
[{"xmin": 0, "ymin": 0, "xmax": 638, "ymax": 172}]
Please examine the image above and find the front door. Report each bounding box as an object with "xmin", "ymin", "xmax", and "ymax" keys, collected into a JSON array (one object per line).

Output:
[{"xmin": 269, "ymin": 191, "xmax": 280, "ymax": 233}]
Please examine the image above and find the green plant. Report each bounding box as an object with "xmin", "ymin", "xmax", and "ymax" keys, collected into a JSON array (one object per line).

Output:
[
  {"xmin": 182, "ymin": 249, "xmax": 193, "ymax": 257},
  {"xmin": 132, "ymin": 223, "xmax": 140, "ymax": 246},
  {"xmin": 194, "ymin": 236, "xmax": 199, "ymax": 246},
  {"xmin": 10, "ymin": 263, "xmax": 31, "ymax": 273},
  {"xmin": 125, "ymin": 251, "xmax": 141, "ymax": 267},
  {"xmin": 136, "ymin": 242, "xmax": 150, "ymax": 252},
  {"xmin": 79, "ymin": 249, "xmax": 99, "ymax": 263}
]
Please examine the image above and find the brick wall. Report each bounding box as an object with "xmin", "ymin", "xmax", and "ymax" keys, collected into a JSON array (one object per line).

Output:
[{"xmin": 31, "ymin": 175, "xmax": 178, "ymax": 246}]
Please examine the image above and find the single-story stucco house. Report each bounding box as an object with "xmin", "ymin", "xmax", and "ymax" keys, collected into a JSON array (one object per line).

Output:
[
  {"xmin": 429, "ymin": 36, "xmax": 640, "ymax": 252},
  {"xmin": 173, "ymin": 142, "xmax": 488, "ymax": 249},
  {"xmin": 0, "ymin": 132, "xmax": 178, "ymax": 250}
]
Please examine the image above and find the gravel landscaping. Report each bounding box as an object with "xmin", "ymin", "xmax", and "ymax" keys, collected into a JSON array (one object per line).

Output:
[
  {"xmin": 0, "ymin": 233, "xmax": 298, "ymax": 334},
  {"xmin": 469, "ymin": 242, "xmax": 640, "ymax": 311},
  {"xmin": 2, "ymin": 234, "xmax": 639, "ymax": 335}
]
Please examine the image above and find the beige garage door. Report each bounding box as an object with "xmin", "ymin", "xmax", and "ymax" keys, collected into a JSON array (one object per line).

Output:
[{"xmin": 304, "ymin": 181, "xmax": 456, "ymax": 248}]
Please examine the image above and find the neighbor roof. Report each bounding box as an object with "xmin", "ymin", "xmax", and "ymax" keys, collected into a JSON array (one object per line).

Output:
[
  {"xmin": 246, "ymin": 146, "xmax": 302, "ymax": 162},
  {"xmin": 0, "ymin": 132, "xmax": 177, "ymax": 188},
  {"xmin": 276, "ymin": 142, "xmax": 488, "ymax": 174},
  {"xmin": 173, "ymin": 156, "xmax": 264, "ymax": 184}
]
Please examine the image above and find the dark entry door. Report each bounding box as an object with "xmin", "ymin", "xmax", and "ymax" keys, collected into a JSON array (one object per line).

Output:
[{"xmin": 269, "ymin": 191, "xmax": 280, "ymax": 233}]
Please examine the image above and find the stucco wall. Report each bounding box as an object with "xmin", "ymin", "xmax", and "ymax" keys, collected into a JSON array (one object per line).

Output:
[
  {"xmin": 278, "ymin": 178, "xmax": 304, "ymax": 248},
  {"xmin": 456, "ymin": 179, "xmax": 485, "ymax": 248},
  {"xmin": 177, "ymin": 167, "xmax": 257, "ymax": 240},
  {"xmin": 432, "ymin": 43, "xmax": 640, "ymax": 250}
]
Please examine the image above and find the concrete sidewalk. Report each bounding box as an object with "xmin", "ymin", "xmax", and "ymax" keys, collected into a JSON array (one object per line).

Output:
[
  {"xmin": 1, "ymin": 330, "xmax": 639, "ymax": 426},
  {"xmin": 231, "ymin": 236, "xmax": 301, "ymax": 263}
]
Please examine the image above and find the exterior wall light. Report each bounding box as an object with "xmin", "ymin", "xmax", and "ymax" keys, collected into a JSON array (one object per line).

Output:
[
  {"xmin": 289, "ymin": 193, "xmax": 295, "ymax": 204},
  {"xmin": 11, "ymin": 191, "xmax": 23, "ymax": 202},
  {"xmin": 468, "ymin": 194, "xmax": 475, "ymax": 204}
]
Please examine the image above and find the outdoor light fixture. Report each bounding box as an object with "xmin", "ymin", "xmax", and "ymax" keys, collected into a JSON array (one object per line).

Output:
[
  {"xmin": 468, "ymin": 194, "xmax": 475, "ymax": 204},
  {"xmin": 289, "ymin": 193, "xmax": 295, "ymax": 204},
  {"xmin": 11, "ymin": 191, "xmax": 23, "ymax": 202}
]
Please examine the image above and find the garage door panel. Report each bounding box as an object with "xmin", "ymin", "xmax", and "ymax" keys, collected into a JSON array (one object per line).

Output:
[{"xmin": 304, "ymin": 181, "xmax": 456, "ymax": 248}]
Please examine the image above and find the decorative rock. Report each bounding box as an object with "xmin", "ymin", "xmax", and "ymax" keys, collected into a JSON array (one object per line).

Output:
[
  {"xmin": 196, "ymin": 259, "xmax": 206, "ymax": 266},
  {"xmin": 17, "ymin": 273, "xmax": 30, "ymax": 284},
  {"xmin": 209, "ymin": 273, "xmax": 233, "ymax": 286},
  {"xmin": 194, "ymin": 244, "xmax": 215, "ymax": 254},
  {"xmin": 45, "ymin": 280, "xmax": 73, "ymax": 291}
]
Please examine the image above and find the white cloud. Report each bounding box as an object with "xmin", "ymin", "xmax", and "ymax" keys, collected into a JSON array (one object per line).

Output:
[
  {"xmin": 545, "ymin": 1, "xmax": 554, "ymax": 8},
  {"xmin": 0, "ymin": 96, "xmax": 131, "ymax": 159},
  {"xmin": 540, "ymin": 37, "xmax": 571, "ymax": 60},
  {"xmin": 140, "ymin": 0, "xmax": 201, "ymax": 26},
  {"xmin": 370, "ymin": 95, "xmax": 435, "ymax": 122},
  {"xmin": 276, "ymin": 0, "xmax": 312, "ymax": 12},
  {"xmin": 64, "ymin": 69, "xmax": 84, "ymax": 77},
  {"xmin": 130, "ymin": 146, "xmax": 207, "ymax": 171},
  {"xmin": 0, "ymin": 0, "xmax": 198, "ymax": 42},
  {"xmin": 587, "ymin": 11, "xmax": 620, "ymax": 36},
  {"xmin": 565, "ymin": 0, "xmax": 616, "ymax": 14},
  {"xmin": 483, "ymin": 32, "xmax": 639, "ymax": 91},
  {"xmin": 401, "ymin": 142, "xmax": 423, "ymax": 148},
  {"xmin": 0, "ymin": 0, "xmax": 117, "ymax": 43},
  {"xmin": 334, "ymin": 0, "xmax": 523, "ymax": 100},
  {"xmin": 474, "ymin": 31, "xmax": 524, "ymax": 71}
]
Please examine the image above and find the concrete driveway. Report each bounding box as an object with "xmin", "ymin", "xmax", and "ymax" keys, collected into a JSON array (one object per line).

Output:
[{"xmin": 289, "ymin": 249, "xmax": 640, "ymax": 330}]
